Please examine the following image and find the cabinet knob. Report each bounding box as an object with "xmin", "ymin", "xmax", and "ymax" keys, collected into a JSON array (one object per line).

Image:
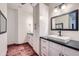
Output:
[
  {"xmin": 59, "ymin": 53, "xmax": 64, "ymax": 56},
  {"xmin": 59, "ymin": 53, "xmax": 62, "ymax": 56},
  {"xmin": 61, "ymin": 54, "xmax": 64, "ymax": 56}
]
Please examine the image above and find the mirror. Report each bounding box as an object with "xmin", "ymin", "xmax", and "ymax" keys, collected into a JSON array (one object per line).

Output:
[
  {"xmin": 0, "ymin": 10, "xmax": 7, "ymax": 34},
  {"xmin": 51, "ymin": 9, "xmax": 78, "ymax": 31}
]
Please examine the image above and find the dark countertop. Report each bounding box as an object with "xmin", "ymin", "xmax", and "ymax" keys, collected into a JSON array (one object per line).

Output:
[{"xmin": 40, "ymin": 36, "xmax": 79, "ymax": 51}]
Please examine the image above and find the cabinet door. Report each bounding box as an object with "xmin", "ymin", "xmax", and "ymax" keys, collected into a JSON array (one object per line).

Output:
[
  {"xmin": 30, "ymin": 36, "xmax": 33, "ymax": 47},
  {"xmin": 62, "ymin": 46, "xmax": 79, "ymax": 56},
  {"xmin": 49, "ymin": 47, "xmax": 60, "ymax": 56},
  {"xmin": 33, "ymin": 36, "xmax": 40, "ymax": 55},
  {"xmin": 28, "ymin": 35, "xmax": 32, "ymax": 46},
  {"xmin": 41, "ymin": 38, "xmax": 49, "ymax": 56},
  {"xmin": 41, "ymin": 39, "xmax": 49, "ymax": 47},
  {"xmin": 49, "ymin": 41, "xmax": 63, "ymax": 56},
  {"xmin": 27, "ymin": 35, "xmax": 34, "ymax": 48}
]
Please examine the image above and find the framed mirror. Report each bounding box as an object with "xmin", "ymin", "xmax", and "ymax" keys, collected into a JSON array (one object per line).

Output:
[
  {"xmin": 51, "ymin": 9, "xmax": 78, "ymax": 31},
  {"xmin": 0, "ymin": 10, "xmax": 7, "ymax": 34}
]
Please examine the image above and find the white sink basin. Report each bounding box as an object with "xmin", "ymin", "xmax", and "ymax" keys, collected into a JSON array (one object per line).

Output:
[{"xmin": 47, "ymin": 35, "xmax": 71, "ymax": 44}]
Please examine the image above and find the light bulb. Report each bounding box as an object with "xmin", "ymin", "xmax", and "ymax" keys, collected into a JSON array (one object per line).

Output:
[
  {"xmin": 61, "ymin": 4, "xmax": 66, "ymax": 10},
  {"xmin": 54, "ymin": 8, "xmax": 58, "ymax": 12}
]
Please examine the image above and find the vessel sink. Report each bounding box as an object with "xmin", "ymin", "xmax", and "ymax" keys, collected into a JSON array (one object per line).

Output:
[{"xmin": 47, "ymin": 35, "xmax": 71, "ymax": 44}]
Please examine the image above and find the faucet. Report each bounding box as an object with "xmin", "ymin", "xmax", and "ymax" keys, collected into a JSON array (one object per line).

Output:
[{"xmin": 58, "ymin": 30, "xmax": 62, "ymax": 36}]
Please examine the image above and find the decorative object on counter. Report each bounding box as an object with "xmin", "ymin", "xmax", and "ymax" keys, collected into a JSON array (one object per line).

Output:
[
  {"xmin": 0, "ymin": 10, "xmax": 7, "ymax": 34},
  {"xmin": 27, "ymin": 33, "xmax": 33, "ymax": 36}
]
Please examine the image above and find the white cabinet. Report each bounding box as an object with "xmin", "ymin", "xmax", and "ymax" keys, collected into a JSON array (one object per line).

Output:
[
  {"xmin": 49, "ymin": 41, "xmax": 63, "ymax": 56},
  {"xmin": 33, "ymin": 36, "xmax": 40, "ymax": 55},
  {"xmin": 41, "ymin": 38, "xmax": 79, "ymax": 56},
  {"xmin": 41, "ymin": 38, "xmax": 49, "ymax": 56},
  {"xmin": 62, "ymin": 46, "xmax": 79, "ymax": 56},
  {"xmin": 49, "ymin": 41, "xmax": 79, "ymax": 56},
  {"xmin": 27, "ymin": 34, "xmax": 33, "ymax": 47},
  {"xmin": 0, "ymin": 33, "xmax": 7, "ymax": 56},
  {"xmin": 27, "ymin": 34, "xmax": 40, "ymax": 55}
]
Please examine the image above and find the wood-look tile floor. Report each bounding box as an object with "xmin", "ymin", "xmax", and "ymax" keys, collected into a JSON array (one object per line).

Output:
[{"xmin": 6, "ymin": 43, "xmax": 38, "ymax": 56}]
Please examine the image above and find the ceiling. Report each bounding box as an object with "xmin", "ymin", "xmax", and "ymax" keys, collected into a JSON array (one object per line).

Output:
[
  {"xmin": 7, "ymin": 3, "xmax": 61, "ymax": 9},
  {"xmin": 7, "ymin": 3, "xmax": 32, "ymax": 9},
  {"xmin": 7, "ymin": 3, "xmax": 33, "ymax": 14},
  {"xmin": 7, "ymin": 3, "xmax": 61, "ymax": 13}
]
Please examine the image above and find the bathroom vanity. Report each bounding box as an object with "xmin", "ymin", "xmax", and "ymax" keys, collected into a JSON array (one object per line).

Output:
[
  {"xmin": 40, "ymin": 35, "xmax": 79, "ymax": 56},
  {"xmin": 41, "ymin": 9, "xmax": 79, "ymax": 56}
]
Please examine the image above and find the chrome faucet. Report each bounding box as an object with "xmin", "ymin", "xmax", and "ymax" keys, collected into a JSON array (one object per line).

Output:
[{"xmin": 58, "ymin": 30, "xmax": 62, "ymax": 36}]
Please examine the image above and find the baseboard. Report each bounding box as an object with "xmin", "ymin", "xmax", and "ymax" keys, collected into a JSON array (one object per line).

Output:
[{"xmin": 7, "ymin": 42, "xmax": 28, "ymax": 46}]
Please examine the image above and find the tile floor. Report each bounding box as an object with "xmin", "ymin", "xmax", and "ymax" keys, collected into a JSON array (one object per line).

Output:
[{"xmin": 6, "ymin": 43, "xmax": 38, "ymax": 56}]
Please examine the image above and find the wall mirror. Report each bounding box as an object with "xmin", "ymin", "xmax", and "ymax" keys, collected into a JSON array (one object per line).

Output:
[
  {"xmin": 0, "ymin": 10, "xmax": 7, "ymax": 34},
  {"xmin": 51, "ymin": 9, "xmax": 78, "ymax": 31}
]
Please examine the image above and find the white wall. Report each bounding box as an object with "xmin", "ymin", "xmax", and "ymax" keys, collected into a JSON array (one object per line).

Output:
[
  {"xmin": 33, "ymin": 4, "xmax": 40, "ymax": 55},
  {"xmin": 7, "ymin": 6, "xmax": 18, "ymax": 45},
  {"xmin": 18, "ymin": 5, "xmax": 33, "ymax": 44},
  {"xmin": 7, "ymin": 4, "xmax": 33, "ymax": 44},
  {"xmin": 0, "ymin": 3, "xmax": 7, "ymax": 56},
  {"xmin": 49, "ymin": 3, "xmax": 79, "ymax": 41},
  {"xmin": 18, "ymin": 9, "xmax": 28, "ymax": 44},
  {"xmin": 26, "ymin": 16, "xmax": 33, "ymax": 33},
  {"xmin": 39, "ymin": 4, "xmax": 49, "ymax": 36},
  {"xmin": 33, "ymin": 4, "xmax": 49, "ymax": 55}
]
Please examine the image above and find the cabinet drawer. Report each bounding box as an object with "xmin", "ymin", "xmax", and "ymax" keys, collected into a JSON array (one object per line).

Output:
[
  {"xmin": 49, "ymin": 48, "xmax": 60, "ymax": 56},
  {"xmin": 62, "ymin": 47, "xmax": 79, "ymax": 56},
  {"xmin": 41, "ymin": 39, "xmax": 49, "ymax": 46},
  {"xmin": 49, "ymin": 41, "xmax": 63, "ymax": 51},
  {"xmin": 41, "ymin": 46, "xmax": 47, "ymax": 51},
  {"xmin": 41, "ymin": 39, "xmax": 49, "ymax": 56},
  {"xmin": 41, "ymin": 52, "xmax": 47, "ymax": 56},
  {"xmin": 41, "ymin": 43, "xmax": 48, "ymax": 50},
  {"xmin": 41, "ymin": 49, "xmax": 48, "ymax": 56}
]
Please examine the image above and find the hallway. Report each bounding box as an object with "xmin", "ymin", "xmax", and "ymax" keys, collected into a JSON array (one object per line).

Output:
[{"xmin": 6, "ymin": 43, "xmax": 38, "ymax": 56}]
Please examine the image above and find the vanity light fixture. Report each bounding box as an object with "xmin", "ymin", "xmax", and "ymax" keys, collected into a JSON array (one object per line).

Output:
[
  {"xmin": 61, "ymin": 3, "xmax": 66, "ymax": 10},
  {"xmin": 54, "ymin": 3, "xmax": 67, "ymax": 12},
  {"xmin": 54, "ymin": 7, "xmax": 58, "ymax": 12},
  {"xmin": 30, "ymin": 3, "xmax": 38, "ymax": 7}
]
